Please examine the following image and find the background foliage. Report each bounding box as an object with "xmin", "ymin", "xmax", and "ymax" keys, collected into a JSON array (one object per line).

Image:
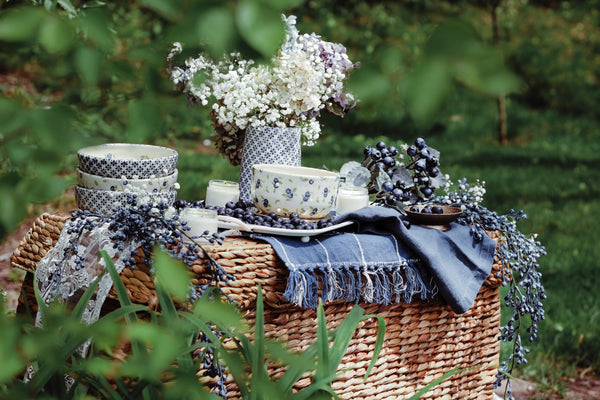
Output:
[{"xmin": 1, "ymin": 0, "xmax": 599, "ymax": 396}]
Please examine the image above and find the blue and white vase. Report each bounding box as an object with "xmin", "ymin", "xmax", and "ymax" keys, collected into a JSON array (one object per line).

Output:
[{"xmin": 239, "ymin": 124, "xmax": 301, "ymax": 202}]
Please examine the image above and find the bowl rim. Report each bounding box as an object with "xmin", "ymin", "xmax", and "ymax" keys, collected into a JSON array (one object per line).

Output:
[
  {"xmin": 75, "ymin": 185, "xmax": 177, "ymax": 195},
  {"xmin": 77, "ymin": 143, "xmax": 178, "ymax": 161},
  {"xmin": 77, "ymin": 167, "xmax": 178, "ymax": 183},
  {"xmin": 253, "ymin": 164, "xmax": 339, "ymax": 178}
]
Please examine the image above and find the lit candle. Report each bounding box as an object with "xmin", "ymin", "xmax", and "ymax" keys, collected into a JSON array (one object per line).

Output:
[
  {"xmin": 180, "ymin": 208, "xmax": 218, "ymax": 243},
  {"xmin": 336, "ymin": 186, "xmax": 370, "ymax": 215},
  {"xmin": 205, "ymin": 180, "xmax": 240, "ymax": 208}
]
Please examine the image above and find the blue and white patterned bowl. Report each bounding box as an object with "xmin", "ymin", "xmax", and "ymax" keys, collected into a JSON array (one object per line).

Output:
[
  {"xmin": 251, "ymin": 164, "xmax": 340, "ymax": 219},
  {"xmin": 77, "ymin": 168, "xmax": 178, "ymax": 193},
  {"xmin": 75, "ymin": 185, "xmax": 177, "ymax": 215},
  {"xmin": 77, "ymin": 143, "xmax": 178, "ymax": 179}
]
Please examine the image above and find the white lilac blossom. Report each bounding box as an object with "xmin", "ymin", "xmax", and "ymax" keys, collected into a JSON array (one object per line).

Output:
[{"xmin": 167, "ymin": 15, "xmax": 357, "ymax": 149}]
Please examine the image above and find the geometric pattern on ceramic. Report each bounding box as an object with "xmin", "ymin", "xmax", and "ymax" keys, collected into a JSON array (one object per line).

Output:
[
  {"xmin": 239, "ymin": 125, "xmax": 301, "ymax": 202},
  {"xmin": 75, "ymin": 185, "xmax": 177, "ymax": 216},
  {"xmin": 251, "ymin": 164, "xmax": 339, "ymax": 219},
  {"xmin": 77, "ymin": 168, "xmax": 178, "ymax": 193},
  {"xmin": 77, "ymin": 143, "xmax": 178, "ymax": 179}
]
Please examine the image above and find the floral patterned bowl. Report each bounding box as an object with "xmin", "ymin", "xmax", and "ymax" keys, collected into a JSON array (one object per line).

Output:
[
  {"xmin": 251, "ymin": 164, "xmax": 340, "ymax": 219},
  {"xmin": 77, "ymin": 168, "xmax": 178, "ymax": 193},
  {"xmin": 77, "ymin": 143, "xmax": 178, "ymax": 179},
  {"xmin": 75, "ymin": 186, "xmax": 177, "ymax": 215}
]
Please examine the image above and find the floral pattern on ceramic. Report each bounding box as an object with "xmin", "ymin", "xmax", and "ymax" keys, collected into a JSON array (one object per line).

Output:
[
  {"xmin": 251, "ymin": 164, "xmax": 339, "ymax": 219},
  {"xmin": 75, "ymin": 186, "xmax": 177, "ymax": 216},
  {"xmin": 239, "ymin": 125, "xmax": 301, "ymax": 202},
  {"xmin": 77, "ymin": 143, "xmax": 178, "ymax": 179},
  {"xmin": 77, "ymin": 168, "xmax": 178, "ymax": 193}
]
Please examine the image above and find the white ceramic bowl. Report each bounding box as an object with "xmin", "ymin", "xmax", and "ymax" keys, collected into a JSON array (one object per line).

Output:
[
  {"xmin": 77, "ymin": 143, "xmax": 178, "ymax": 179},
  {"xmin": 77, "ymin": 168, "xmax": 178, "ymax": 193},
  {"xmin": 251, "ymin": 164, "xmax": 340, "ymax": 219},
  {"xmin": 75, "ymin": 185, "xmax": 177, "ymax": 215}
]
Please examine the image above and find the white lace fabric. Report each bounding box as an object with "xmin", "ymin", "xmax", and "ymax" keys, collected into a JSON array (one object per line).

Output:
[{"xmin": 25, "ymin": 218, "xmax": 139, "ymax": 383}]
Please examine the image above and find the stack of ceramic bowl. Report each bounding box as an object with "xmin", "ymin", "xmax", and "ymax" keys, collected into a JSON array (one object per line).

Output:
[{"xmin": 75, "ymin": 143, "xmax": 179, "ymax": 215}]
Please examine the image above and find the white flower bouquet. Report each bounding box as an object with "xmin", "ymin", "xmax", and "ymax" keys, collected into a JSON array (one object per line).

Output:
[{"xmin": 167, "ymin": 15, "xmax": 358, "ymax": 165}]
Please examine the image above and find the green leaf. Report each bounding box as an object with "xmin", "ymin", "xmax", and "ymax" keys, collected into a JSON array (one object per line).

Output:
[
  {"xmin": 404, "ymin": 58, "xmax": 452, "ymax": 126},
  {"xmin": 0, "ymin": 7, "xmax": 44, "ymax": 42},
  {"xmin": 153, "ymin": 246, "xmax": 192, "ymax": 300},
  {"xmin": 196, "ymin": 8, "xmax": 237, "ymax": 58},
  {"xmin": 408, "ymin": 366, "xmax": 474, "ymax": 400},
  {"xmin": 126, "ymin": 98, "xmax": 163, "ymax": 143},
  {"xmin": 74, "ymin": 46, "xmax": 103, "ymax": 86},
  {"xmin": 315, "ymin": 300, "xmax": 330, "ymax": 380},
  {"xmin": 38, "ymin": 15, "xmax": 74, "ymax": 54},
  {"xmin": 347, "ymin": 67, "xmax": 392, "ymax": 104},
  {"xmin": 140, "ymin": 0, "xmax": 179, "ymax": 21},
  {"xmin": 236, "ymin": 1, "xmax": 284, "ymax": 58}
]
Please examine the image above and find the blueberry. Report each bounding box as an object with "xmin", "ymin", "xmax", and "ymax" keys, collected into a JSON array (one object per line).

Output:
[
  {"xmin": 421, "ymin": 205, "xmax": 433, "ymax": 214},
  {"xmin": 407, "ymin": 145, "xmax": 418, "ymax": 157},
  {"xmin": 388, "ymin": 146, "xmax": 398, "ymax": 156},
  {"xmin": 415, "ymin": 137, "xmax": 426, "ymax": 149},
  {"xmin": 392, "ymin": 188, "xmax": 403, "ymax": 198},
  {"xmin": 382, "ymin": 181, "xmax": 394, "ymax": 192},
  {"xmin": 432, "ymin": 206, "xmax": 444, "ymax": 214},
  {"xmin": 376, "ymin": 141, "xmax": 386, "ymax": 150},
  {"xmin": 410, "ymin": 205, "xmax": 420, "ymax": 212},
  {"xmin": 383, "ymin": 156, "xmax": 396, "ymax": 167},
  {"xmin": 420, "ymin": 186, "xmax": 434, "ymax": 197},
  {"xmin": 371, "ymin": 149, "xmax": 381, "ymax": 159},
  {"xmin": 225, "ymin": 201, "xmax": 236, "ymax": 209},
  {"xmin": 428, "ymin": 167, "xmax": 440, "ymax": 177},
  {"xmin": 420, "ymin": 148, "xmax": 430, "ymax": 159},
  {"xmin": 415, "ymin": 159, "xmax": 427, "ymax": 172}
]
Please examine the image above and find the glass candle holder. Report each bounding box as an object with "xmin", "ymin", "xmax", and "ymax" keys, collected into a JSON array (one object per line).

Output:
[
  {"xmin": 336, "ymin": 186, "xmax": 370, "ymax": 215},
  {"xmin": 205, "ymin": 180, "xmax": 240, "ymax": 208},
  {"xmin": 179, "ymin": 208, "xmax": 218, "ymax": 243}
]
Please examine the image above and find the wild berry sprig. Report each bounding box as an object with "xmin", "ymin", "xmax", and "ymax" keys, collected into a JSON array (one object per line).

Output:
[
  {"xmin": 358, "ymin": 137, "xmax": 447, "ymax": 210},
  {"xmin": 435, "ymin": 181, "xmax": 546, "ymax": 400},
  {"xmin": 60, "ymin": 194, "xmax": 233, "ymax": 301}
]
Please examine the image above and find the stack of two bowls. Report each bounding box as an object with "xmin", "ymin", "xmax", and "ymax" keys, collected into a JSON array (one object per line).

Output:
[{"xmin": 75, "ymin": 143, "xmax": 179, "ymax": 215}]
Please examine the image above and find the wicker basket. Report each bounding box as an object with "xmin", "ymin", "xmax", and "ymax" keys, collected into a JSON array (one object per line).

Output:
[{"xmin": 11, "ymin": 212, "xmax": 503, "ymax": 399}]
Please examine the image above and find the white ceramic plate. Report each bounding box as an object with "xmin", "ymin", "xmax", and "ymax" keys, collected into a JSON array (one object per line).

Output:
[{"xmin": 218, "ymin": 215, "xmax": 354, "ymax": 238}]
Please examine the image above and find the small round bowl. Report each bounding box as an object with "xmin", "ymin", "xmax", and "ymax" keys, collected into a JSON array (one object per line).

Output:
[
  {"xmin": 251, "ymin": 164, "xmax": 340, "ymax": 219},
  {"xmin": 77, "ymin": 143, "xmax": 178, "ymax": 179},
  {"xmin": 403, "ymin": 204, "xmax": 463, "ymax": 225},
  {"xmin": 75, "ymin": 185, "xmax": 177, "ymax": 215},
  {"xmin": 77, "ymin": 168, "xmax": 178, "ymax": 193}
]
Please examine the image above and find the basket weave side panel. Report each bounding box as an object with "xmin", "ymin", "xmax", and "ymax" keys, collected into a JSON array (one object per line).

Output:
[
  {"xmin": 12, "ymin": 212, "xmax": 502, "ymax": 399},
  {"xmin": 216, "ymin": 286, "xmax": 500, "ymax": 400}
]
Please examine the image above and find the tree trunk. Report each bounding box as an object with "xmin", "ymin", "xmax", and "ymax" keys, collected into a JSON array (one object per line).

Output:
[{"xmin": 491, "ymin": 2, "xmax": 508, "ymax": 145}]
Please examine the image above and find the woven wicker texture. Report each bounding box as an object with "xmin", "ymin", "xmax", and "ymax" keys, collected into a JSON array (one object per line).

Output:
[{"xmin": 12, "ymin": 212, "xmax": 503, "ymax": 399}]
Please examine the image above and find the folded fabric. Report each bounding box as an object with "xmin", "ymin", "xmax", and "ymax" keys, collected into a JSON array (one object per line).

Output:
[
  {"xmin": 252, "ymin": 232, "xmax": 438, "ymax": 310},
  {"xmin": 335, "ymin": 206, "xmax": 497, "ymax": 314}
]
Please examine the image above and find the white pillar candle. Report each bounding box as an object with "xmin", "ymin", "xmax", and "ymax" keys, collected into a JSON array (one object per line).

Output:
[
  {"xmin": 205, "ymin": 180, "xmax": 240, "ymax": 208},
  {"xmin": 336, "ymin": 186, "xmax": 370, "ymax": 215},
  {"xmin": 180, "ymin": 208, "xmax": 218, "ymax": 243}
]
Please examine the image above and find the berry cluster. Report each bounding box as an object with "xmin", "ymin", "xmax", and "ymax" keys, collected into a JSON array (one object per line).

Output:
[
  {"xmin": 174, "ymin": 199, "xmax": 336, "ymax": 230},
  {"xmin": 362, "ymin": 137, "xmax": 445, "ymax": 210},
  {"xmin": 62, "ymin": 195, "xmax": 231, "ymax": 299},
  {"xmin": 409, "ymin": 205, "xmax": 444, "ymax": 214},
  {"xmin": 434, "ymin": 180, "xmax": 546, "ymax": 400}
]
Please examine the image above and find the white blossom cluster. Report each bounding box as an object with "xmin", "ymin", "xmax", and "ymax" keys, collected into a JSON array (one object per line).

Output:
[
  {"xmin": 440, "ymin": 177, "xmax": 487, "ymax": 208},
  {"xmin": 168, "ymin": 15, "xmax": 357, "ymax": 146}
]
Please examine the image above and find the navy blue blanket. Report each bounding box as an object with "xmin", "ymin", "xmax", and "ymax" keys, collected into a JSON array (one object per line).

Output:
[
  {"xmin": 254, "ymin": 206, "xmax": 497, "ymax": 314},
  {"xmin": 255, "ymin": 232, "xmax": 437, "ymax": 309}
]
